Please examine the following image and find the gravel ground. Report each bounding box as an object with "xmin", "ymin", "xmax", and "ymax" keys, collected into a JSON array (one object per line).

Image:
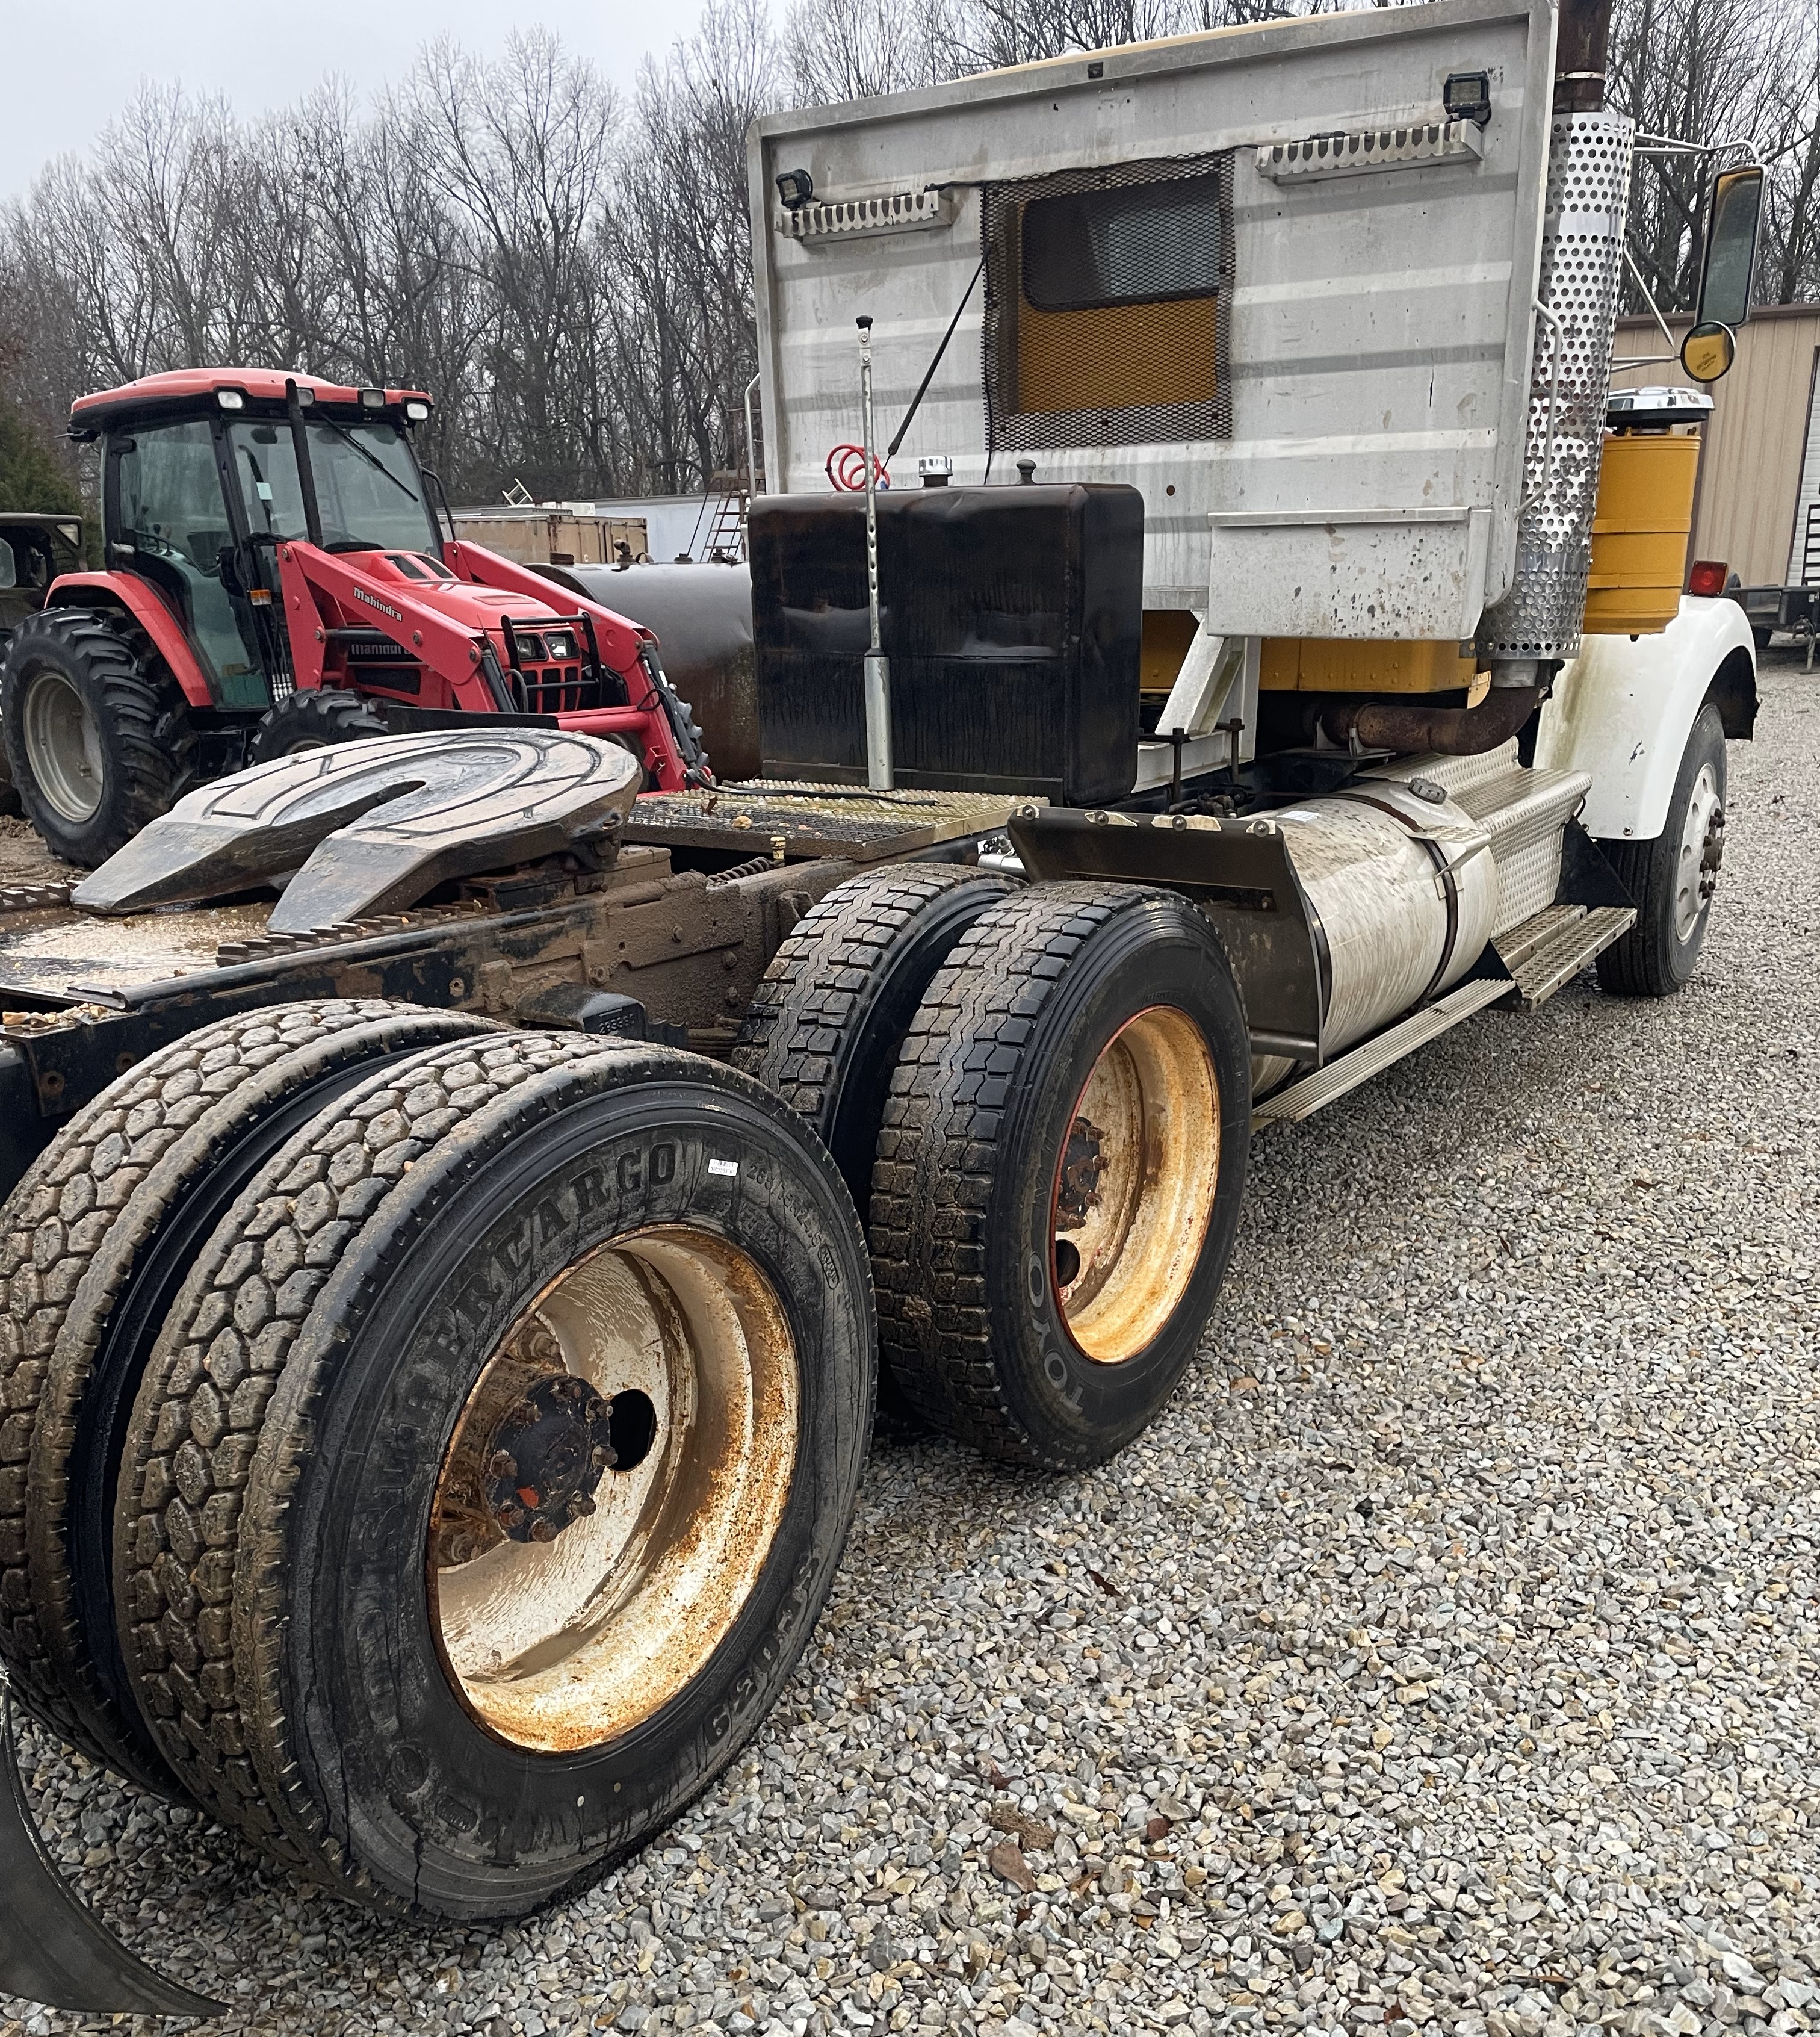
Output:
[
  {"xmin": 0, "ymin": 817, "xmax": 68, "ymax": 890},
  {"xmin": 5, "ymin": 654, "xmax": 1817, "ymax": 2037}
]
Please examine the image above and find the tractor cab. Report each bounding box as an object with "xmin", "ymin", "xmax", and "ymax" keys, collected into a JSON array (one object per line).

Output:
[
  {"xmin": 0, "ymin": 368, "xmax": 708, "ymax": 867},
  {"xmin": 73, "ymin": 370, "xmax": 444, "ymax": 713}
]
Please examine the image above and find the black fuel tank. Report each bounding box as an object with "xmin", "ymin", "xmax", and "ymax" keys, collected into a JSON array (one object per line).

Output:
[{"xmin": 748, "ymin": 482, "xmax": 1143, "ymax": 807}]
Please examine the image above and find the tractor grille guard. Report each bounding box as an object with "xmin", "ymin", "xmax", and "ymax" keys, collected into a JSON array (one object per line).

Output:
[{"xmin": 499, "ymin": 611, "xmax": 628, "ymax": 717}]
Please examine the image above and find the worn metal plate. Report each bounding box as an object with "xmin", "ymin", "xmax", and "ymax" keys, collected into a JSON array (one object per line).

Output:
[
  {"xmin": 625, "ymin": 781, "xmax": 1038, "ymax": 863},
  {"xmin": 1, "ymin": 1700, "xmax": 222, "ymax": 2017},
  {"xmin": 1008, "ymin": 806, "xmax": 1325, "ymax": 1060},
  {"xmin": 72, "ymin": 731, "xmax": 641, "ymax": 934}
]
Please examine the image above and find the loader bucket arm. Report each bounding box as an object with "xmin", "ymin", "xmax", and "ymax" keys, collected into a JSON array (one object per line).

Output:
[
  {"xmin": 447, "ymin": 539, "xmax": 711, "ymax": 787},
  {"xmin": 1, "ymin": 1698, "xmax": 222, "ymax": 2017},
  {"xmin": 273, "ymin": 541, "xmax": 513, "ymax": 706}
]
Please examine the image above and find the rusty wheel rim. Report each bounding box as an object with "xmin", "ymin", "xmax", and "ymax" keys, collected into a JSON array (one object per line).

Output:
[
  {"xmin": 428, "ymin": 1227, "xmax": 797, "ymax": 1753},
  {"xmin": 1050, "ymin": 1005, "xmax": 1219, "ymax": 1365}
]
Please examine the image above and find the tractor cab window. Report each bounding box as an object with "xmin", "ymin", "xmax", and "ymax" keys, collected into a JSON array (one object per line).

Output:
[
  {"xmin": 113, "ymin": 418, "xmax": 255, "ymax": 686},
  {"xmin": 230, "ymin": 418, "xmax": 439, "ymax": 556}
]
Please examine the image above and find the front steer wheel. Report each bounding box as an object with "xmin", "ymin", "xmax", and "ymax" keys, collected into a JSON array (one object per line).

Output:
[
  {"xmin": 0, "ymin": 607, "xmax": 197, "ymax": 865},
  {"xmin": 113, "ymin": 1032, "xmax": 874, "ymax": 1917},
  {"xmin": 1596, "ymin": 701, "xmax": 1726, "ymax": 998}
]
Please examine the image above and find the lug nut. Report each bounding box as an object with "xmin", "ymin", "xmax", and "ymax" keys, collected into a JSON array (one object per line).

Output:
[
  {"xmin": 530, "ymin": 1519, "xmax": 559, "ymax": 1543},
  {"xmin": 487, "ymin": 1449, "xmax": 517, "ymax": 1480},
  {"xmin": 569, "ymin": 1494, "xmax": 597, "ymax": 1519}
]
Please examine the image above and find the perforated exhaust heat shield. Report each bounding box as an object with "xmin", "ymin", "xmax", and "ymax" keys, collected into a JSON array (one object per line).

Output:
[{"xmin": 1480, "ymin": 111, "xmax": 1633, "ymax": 663}]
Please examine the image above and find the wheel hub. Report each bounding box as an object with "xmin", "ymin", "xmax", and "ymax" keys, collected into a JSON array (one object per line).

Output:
[
  {"xmin": 1047, "ymin": 1006, "xmax": 1220, "ymax": 1365},
  {"xmin": 1674, "ymin": 762, "xmax": 1724, "ymax": 944},
  {"xmin": 482, "ymin": 1375, "xmax": 615, "ymax": 1543},
  {"xmin": 1056, "ymin": 1114, "xmax": 1107, "ymax": 1228},
  {"xmin": 427, "ymin": 1230, "xmax": 799, "ymax": 1753}
]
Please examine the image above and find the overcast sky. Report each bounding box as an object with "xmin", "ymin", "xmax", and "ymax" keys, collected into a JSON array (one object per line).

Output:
[{"xmin": 1, "ymin": 0, "xmax": 708, "ymax": 199}]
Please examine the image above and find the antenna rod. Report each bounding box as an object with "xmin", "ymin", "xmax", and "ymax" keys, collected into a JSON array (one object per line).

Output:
[{"xmin": 858, "ymin": 316, "xmax": 893, "ymax": 791}]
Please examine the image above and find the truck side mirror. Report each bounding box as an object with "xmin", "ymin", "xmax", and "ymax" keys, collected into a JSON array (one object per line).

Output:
[{"xmin": 1695, "ymin": 164, "xmax": 1763, "ymax": 331}]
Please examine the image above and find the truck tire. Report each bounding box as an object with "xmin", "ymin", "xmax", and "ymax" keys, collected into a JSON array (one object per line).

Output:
[
  {"xmin": 733, "ymin": 865, "xmax": 1017, "ymax": 1436},
  {"xmin": 250, "ymin": 687, "xmax": 390, "ymax": 760},
  {"xmin": 733, "ymin": 863, "xmax": 1017, "ymax": 1205},
  {"xmin": 1596, "ymin": 702, "xmax": 1726, "ymax": 999},
  {"xmin": 872, "ymin": 885, "xmax": 1250, "ymax": 1469},
  {"xmin": 0, "ymin": 1000, "xmax": 491, "ymax": 1793},
  {"xmin": 0, "ymin": 608, "xmax": 197, "ymax": 866},
  {"xmin": 114, "ymin": 1034, "xmax": 873, "ymax": 1917}
]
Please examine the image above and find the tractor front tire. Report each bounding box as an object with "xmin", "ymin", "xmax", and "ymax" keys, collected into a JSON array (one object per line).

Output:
[
  {"xmin": 250, "ymin": 687, "xmax": 390, "ymax": 761},
  {"xmin": 0, "ymin": 608, "xmax": 197, "ymax": 866}
]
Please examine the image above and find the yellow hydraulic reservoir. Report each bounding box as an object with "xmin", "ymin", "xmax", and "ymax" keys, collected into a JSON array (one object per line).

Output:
[
  {"xmin": 1258, "ymin": 638, "xmax": 1481, "ymax": 693},
  {"xmin": 1583, "ymin": 431, "xmax": 1700, "ymax": 635}
]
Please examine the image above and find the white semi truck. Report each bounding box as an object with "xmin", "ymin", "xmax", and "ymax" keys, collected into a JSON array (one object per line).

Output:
[{"xmin": 0, "ymin": 0, "xmax": 1763, "ymax": 2010}]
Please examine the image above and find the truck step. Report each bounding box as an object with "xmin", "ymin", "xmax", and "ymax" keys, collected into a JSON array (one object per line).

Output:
[
  {"xmin": 1251, "ymin": 976, "xmax": 1509, "ymax": 1128},
  {"xmin": 1492, "ymin": 901, "xmax": 1636, "ymax": 1008}
]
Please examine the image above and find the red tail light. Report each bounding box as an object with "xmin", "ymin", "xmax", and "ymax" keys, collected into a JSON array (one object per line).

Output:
[{"xmin": 1688, "ymin": 560, "xmax": 1729, "ymax": 597}]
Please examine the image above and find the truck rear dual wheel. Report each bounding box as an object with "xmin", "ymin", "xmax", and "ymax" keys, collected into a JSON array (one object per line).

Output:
[
  {"xmin": 733, "ymin": 864, "xmax": 1016, "ymax": 1432},
  {"xmin": 872, "ymin": 885, "xmax": 1251, "ymax": 1469},
  {"xmin": 108, "ymin": 1032, "xmax": 872, "ymax": 1916},
  {"xmin": 0, "ymin": 608, "xmax": 197, "ymax": 866},
  {"xmin": 1597, "ymin": 702, "xmax": 1727, "ymax": 999},
  {"xmin": 0, "ymin": 1000, "xmax": 491, "ymax": 1791}
]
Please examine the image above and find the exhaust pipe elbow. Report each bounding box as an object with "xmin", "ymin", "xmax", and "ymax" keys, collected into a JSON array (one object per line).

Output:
[{"xmin": 1318, "ymin": 684, "xmax": 1545, "ymax": 758}]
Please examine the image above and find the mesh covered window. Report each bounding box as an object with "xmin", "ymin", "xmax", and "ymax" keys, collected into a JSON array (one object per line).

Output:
[
  {"xmin": 983, "ymin": 152, "xmax": 1232, "ymax": 454},
  {"xmin": 1021, "ymin": 174, "xmax": 1224, "ymax": 312}
]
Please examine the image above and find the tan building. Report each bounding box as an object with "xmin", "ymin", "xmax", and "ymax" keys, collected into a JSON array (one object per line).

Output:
[{"xmin": 1611, "ymin": 303, "xmax": 1820, "ymax": 592}]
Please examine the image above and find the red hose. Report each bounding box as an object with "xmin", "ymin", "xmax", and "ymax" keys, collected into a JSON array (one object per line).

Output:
[{"xmin": 825, "ymin": 444, "xmax": 889, "ymax": 492}]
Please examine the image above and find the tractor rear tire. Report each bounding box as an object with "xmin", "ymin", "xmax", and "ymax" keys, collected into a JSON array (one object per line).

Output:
[
  {"xmin": 0, "ymin": 608, "xmax": 197, "ymax": 866},
  {"xmin": 250, "ymin": 688, "xmax": 390, "ymax": 760},
  {"xmin": 1596, "ymin": 702, "xmax": 1726, "ymax": 999},
  {"xmin": 114, "ymin": 1034, "xmax": 873, "ymax": 1917},
  {"xmin": 0, "ymin": 1000, "xmax": 492, "ymax": 1793},
  {"xmin": 871, "ymin": 885, "xmax": 1251, "ymax": 1469}
]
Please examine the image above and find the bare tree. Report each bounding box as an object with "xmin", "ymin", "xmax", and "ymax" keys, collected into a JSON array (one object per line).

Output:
[{"xmin": 0, "ymin": 0, "xmax": 1813, "ymax": 531}]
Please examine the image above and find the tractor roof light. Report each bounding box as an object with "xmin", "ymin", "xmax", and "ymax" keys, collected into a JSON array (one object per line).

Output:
[
  {"xmin": 359, "ymin": 388, "xmax": 386, "ymax": 410},
  {"xmin": 295, "ymin": 385, "xmax": 316, "ymax": 406},
  {"xmin": 404, "ymin": 398, "xmax": 431, "ymax": 423},
  {"xmin": 217, "ymin": 388, "xmax": 246, "ymax": 411},
  {"xmin": 776, "ymin": 166, "xmax": 814, "ymax": 209}
]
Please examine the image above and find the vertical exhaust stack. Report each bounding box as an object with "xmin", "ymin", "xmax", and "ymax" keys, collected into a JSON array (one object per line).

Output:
[{"xmin": 1480, "ymin": 0, "xmax": 1629, "ymax": 689}]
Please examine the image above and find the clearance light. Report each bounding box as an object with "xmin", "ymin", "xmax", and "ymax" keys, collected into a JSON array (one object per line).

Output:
[{"xmin": 1688, "ymin": 560, "xmax": 1729, "ymax": 597}]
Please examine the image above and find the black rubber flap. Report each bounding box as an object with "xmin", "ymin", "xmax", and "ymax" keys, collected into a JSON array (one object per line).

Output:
[
  {"xmin": 0, "ymin": 1699, "xmax": 222, "ymax": 2017},
  {"xmin": 70, "ymin": 729, "xmax": 640, "ymax": 932}
]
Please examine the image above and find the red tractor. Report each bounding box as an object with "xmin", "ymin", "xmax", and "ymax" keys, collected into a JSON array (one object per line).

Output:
[{"xmin": 0, "ymin": 368, "xmax": 711, "ymax": 864}]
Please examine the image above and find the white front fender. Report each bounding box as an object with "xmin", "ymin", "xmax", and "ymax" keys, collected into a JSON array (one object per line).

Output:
[{"xmin": 1532, "ymin": 597, "xmax": 1758, "ymax": 842}]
